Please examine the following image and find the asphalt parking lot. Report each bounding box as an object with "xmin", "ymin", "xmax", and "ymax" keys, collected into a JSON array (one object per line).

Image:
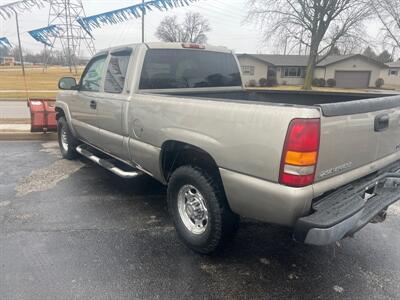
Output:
[{"xmin": 1, "ymin": 141, "xmax": 400, "ymax": 299}]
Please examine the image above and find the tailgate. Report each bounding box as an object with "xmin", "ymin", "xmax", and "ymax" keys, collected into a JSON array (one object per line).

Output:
[{"xmin": 315, "ymin": 95, "xmax": 400, "ymax": 182}]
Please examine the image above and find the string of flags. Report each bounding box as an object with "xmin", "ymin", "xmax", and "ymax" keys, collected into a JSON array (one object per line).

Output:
[
  {"xmin": 28, "ymin": 25, "xmax": 60, "ymax": 47},
  {"xmin": 0, "ymin": 0, "xmax": 48, "ymax": 20},
  {"xmin": 0, "ymin": 37, "xmax": 12, "ymax": 48},
  {"xmin": 1, "ymin": 0, "xmax": 203, "ymax": 47},
  {"xmin": 77, "ymin": 0, "xmax": 201, "ymax": 32}
]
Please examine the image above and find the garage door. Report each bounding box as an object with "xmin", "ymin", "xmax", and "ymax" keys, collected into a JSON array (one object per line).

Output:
[{"xmin": 335, "ymin": 71, "xmax": 370, "ymax": 88}]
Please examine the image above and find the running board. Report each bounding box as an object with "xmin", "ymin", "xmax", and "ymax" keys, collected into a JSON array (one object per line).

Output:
[{"xmin": 76, "ymin": 145, "xmax": 142, "ymax": 179}]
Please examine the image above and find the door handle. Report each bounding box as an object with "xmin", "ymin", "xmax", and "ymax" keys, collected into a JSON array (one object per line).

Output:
[
  {"xmin": 375, "ymin": 114, "xmax": 389, "ymax": 132},
  {"xmin": 90, "ymin": 100, "xmax": 97, "ymax": 109}
]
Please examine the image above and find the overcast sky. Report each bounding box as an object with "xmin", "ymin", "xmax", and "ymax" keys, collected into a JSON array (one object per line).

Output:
[{"xmin": 0, "ymin": 0, "xmax": 385, "ymax": 57}]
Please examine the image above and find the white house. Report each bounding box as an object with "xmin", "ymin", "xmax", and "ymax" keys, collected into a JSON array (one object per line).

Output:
[
  {"xmin": 381, "ymin": 61, "xmax": 400, "ymax": 87},
  {"xmin": 237, "ymin": 54, "xmax": 389, "ymax": 88}
]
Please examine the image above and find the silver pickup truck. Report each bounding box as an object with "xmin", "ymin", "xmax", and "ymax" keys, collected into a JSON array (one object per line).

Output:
[{"xmin": 56, "ymin": 42, "xmax": 400, "ymax": 254}]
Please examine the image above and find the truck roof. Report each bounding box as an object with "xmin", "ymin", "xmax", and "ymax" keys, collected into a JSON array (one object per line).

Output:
[{"xmin": 94, "ymin": 42, "xmax": 232, "ymax": 57}]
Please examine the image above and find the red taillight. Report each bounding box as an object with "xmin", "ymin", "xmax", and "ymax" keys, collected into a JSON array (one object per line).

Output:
[
  {"xmin": 285, "ymin": 119, "xmax": 320, "ymax": 152},
  {"xmin": 181, "ymin": 43, "xmax": 205, "ymax": 49},
  {"xmin": 279, "ymin": 118, "xmax": 320, "ymax": 187}
]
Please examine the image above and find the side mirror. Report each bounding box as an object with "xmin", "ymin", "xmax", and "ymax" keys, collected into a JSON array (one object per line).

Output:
[{"xmin": 58, "ymin": 77, "xmax": 78, "ymax": 90}]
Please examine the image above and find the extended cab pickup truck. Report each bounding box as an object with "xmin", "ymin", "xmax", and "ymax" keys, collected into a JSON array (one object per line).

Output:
[{"xmin": 56, "ymin": 42, "xmax": 400, "ymax": 254}]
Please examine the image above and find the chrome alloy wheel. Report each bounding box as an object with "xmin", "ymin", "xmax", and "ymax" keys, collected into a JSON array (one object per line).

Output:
[
  {"xmin": 177, "ymin": 184, "xmax": 209, "ymax": 235},
  {"xmin": 60, "ymin": 125, "xmax": 69, "ymax": 151}
]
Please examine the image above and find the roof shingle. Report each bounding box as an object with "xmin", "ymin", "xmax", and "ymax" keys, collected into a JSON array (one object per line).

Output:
[
  {"xmin": 238, "ymin": 54, "xmax": 386, "ymax": 68},
  {"xmin": 387, "ymin": 61, "xmax": 400, "ymax": 68}
]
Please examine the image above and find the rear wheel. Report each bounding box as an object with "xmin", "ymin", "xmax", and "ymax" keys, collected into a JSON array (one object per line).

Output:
[
  {"xmin": 57, "ymin": 116, "xmax": 78, "ymax": 160},
  {"xmin": 167, "ymin": 166, "xmax": 240, "ymax": 254}
]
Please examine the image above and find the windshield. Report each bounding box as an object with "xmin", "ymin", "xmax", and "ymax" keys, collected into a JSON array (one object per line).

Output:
[{"xmin": 139, "ymin": 49, "xmax": 242, "ymax": 89}]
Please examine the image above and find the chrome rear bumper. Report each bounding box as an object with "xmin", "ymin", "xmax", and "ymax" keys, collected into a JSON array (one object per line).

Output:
[{"xmin": 294, "ymin": 161, "xmax": 400, "ymax": 245}]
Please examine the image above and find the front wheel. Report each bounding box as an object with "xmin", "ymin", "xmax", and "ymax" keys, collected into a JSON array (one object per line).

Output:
[
  {"xmin": 57, "ymin": 116, "xmax": 78, "ymax": 160},
  {"xmin": 167, "ymin": 166, "xmax": 240, "ymax": 254}
]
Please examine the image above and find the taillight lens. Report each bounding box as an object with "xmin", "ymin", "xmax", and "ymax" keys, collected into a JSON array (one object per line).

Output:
[{"xmin": 279, "ymin": 118, "xmax": 320, "ymax": 187}]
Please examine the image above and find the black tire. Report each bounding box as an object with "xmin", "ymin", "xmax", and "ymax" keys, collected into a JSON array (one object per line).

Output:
[
  {"xmin": 167, "ymin": 166, "xmax": 240, "ymax": 254},
  {"xmin": 57, "ymin": 116, "xmax": 79, "ymax": 160}
]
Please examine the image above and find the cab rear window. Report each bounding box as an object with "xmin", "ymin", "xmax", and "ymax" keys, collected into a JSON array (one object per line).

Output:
[{"xmin": 139, "ymin": 49, "xmax": 242, "ymax": 89}]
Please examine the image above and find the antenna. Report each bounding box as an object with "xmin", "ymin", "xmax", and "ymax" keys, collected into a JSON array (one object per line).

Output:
[{"xmin": 44, "ymin": 0, "xmax": 95, "ymax": 73}]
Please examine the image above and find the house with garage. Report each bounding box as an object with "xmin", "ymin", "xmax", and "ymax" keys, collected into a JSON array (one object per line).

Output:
[
  {"xmin": 237, "ymin": 54, "xmax": 387, "ymax": 88},
  {"xmin": 381, "ymin": 61, "xmax": 400, "ymax": 87}
]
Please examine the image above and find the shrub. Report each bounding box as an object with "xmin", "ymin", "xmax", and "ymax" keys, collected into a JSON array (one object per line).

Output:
[
  {"xmin": 327, "ymin": 78, "xmax": 336, "ymax": 87},
  {"xmin": 259, "ymin": 78, "xmax": 268, "ymax": 87},
  {"xmin": 318, "ymin": 78, "xmax": 326, "ymax": 87},
  {"xmin": 265, "ymin": 78, "xmax": 278, "ymax": 87},
  {"xmin": 247, "ymin": 79, "xmax": 257, "ymax": 87},
  {"xmin": 312, "ymin": 78, "xmax": 326, "ymax": 87},
  {"xmin": 258, "ymin": 77, "xmax": 278, "ymax": 87},
  {"xmin": 375, "ymin": 78, "xmax": 384, "ymax": 89}
]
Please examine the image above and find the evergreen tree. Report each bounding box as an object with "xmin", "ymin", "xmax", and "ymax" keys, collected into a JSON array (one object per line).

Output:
[
  {"xmin": 363, "ymin": 46, "xmax": 377, "ymax": 59},
  {"xmin": 377, "ymin": 50, "xmax": 393, "ymax": 63},
  {"xmin": 331, "ymin": 46, "xmax": 341, "ymax": 55}
]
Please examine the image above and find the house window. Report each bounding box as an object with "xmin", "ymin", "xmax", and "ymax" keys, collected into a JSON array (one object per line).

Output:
[
  {"xmin": 241, "ymin": 65, "xmax": 255, "ymax": 76},
  {"xmin": 388, "ymin": 69, "xmax": 399, "ymax": 76},
  {"xmin": 283, "ymin": 67, "xmax": 305, "ymax": 78}
]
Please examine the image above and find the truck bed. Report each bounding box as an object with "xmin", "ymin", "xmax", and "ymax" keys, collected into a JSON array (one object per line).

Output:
[
  {"xmin": 163, "ymin": 90, "xmax": 400, "ymax": 117},
  {"xmin": 150, "ymin": 89, "xmax": 400, "ymax": 187}
]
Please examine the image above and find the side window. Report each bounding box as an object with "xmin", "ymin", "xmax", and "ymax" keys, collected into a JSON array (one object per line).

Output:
[
  {"xmin": 80, "ymin": 56, "xmax": 107, "ymax": 92},
  {"xmin": 104, "ymin": 51, "xmax": 131, "ymax": 93}
]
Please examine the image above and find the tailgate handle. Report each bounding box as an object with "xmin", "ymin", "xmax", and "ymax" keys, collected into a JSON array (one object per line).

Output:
[
  {"xmin": 90, "ymin": 100, "xmax": 97, "ymax": 109},
  {"xmin": 375, "ymin": 114, "xmax": 389, "ymax": 132}
]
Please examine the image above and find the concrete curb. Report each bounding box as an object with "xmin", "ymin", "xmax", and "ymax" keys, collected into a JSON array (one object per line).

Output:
[
  {"xmin": 0, "ymin": 98, "xmax": 28, "ymax": 101},
  {"xmin": 0, "ymin": 132, "xmax": 57, "ymax": 141},
  {"xmin": 0, "ymin": 118, "xmax": 30, "ymax": 124}
]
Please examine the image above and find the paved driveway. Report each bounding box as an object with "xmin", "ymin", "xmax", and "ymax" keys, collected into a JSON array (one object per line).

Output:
[{"xmin": 1, "ymin": 141, "xmax": 400, "ymax": 299}]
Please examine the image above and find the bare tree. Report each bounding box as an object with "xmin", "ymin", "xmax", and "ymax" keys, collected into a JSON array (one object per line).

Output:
[
  {"xmin": 334, "ymin": 34, "xmax": 368, "ymax": 55},
  {"xmin": 248, "ymin": 0, "xmax": 371, "ymax": 90},
  {"xmin": 11, "ymin": 46, "xmax": 23, "ymax": 62},
  {"xmin": 156, "ymin": 12, "xmax": 211, "ymax": 44},
  {"xmin": 370, "ymin": 0, "xmax": 400, "ymax": 52},
  {"xmin": 181, "ymin": 12, "xmax": 210, "ymax": 43},
  {"xmin": 155, "ymin": 16, "xmax": 183, "ymax": 42}
]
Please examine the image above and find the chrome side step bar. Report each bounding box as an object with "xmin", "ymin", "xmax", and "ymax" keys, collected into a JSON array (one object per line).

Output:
[{"xmin": 76, "ymin": 145, "xmax": 142, "ymax": 179}]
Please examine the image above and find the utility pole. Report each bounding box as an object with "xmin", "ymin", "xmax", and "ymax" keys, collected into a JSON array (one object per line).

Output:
[
  {"xmin": 64, "ymin": 0, "xmax": 72, "ymax": 72},
  {"xmin": 15, "ymin": 13, "xmax": 25, "ymax": 76},
  {"xmin": 141, "ymin": 0, "xmax": 145, "ymax": 43}
]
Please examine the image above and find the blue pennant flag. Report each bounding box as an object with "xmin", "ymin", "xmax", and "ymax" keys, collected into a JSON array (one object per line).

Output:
[
  {"xmin": 28, "ymin": 25, "xmax": 60, "ymax": 47},
  {"xmin": 0, "ymin": 0, "xmax": 48, "ymax": 20},
  {"xmin": 77, "ymin": 0, "xmax": 200, "ymax": 32},
  {"xmin": 0, "ymin": 37, "xmax": 12, "ymax": 48}
]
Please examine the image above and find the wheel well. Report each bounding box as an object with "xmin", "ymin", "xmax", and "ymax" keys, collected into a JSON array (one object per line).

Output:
[
  {"xmin": 55, "ymin": 107, "xmax": 65, "ymax": 120},
  {"xmin": 161, "ymin": 141, "xmax": 222, "ymax": 183}
]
